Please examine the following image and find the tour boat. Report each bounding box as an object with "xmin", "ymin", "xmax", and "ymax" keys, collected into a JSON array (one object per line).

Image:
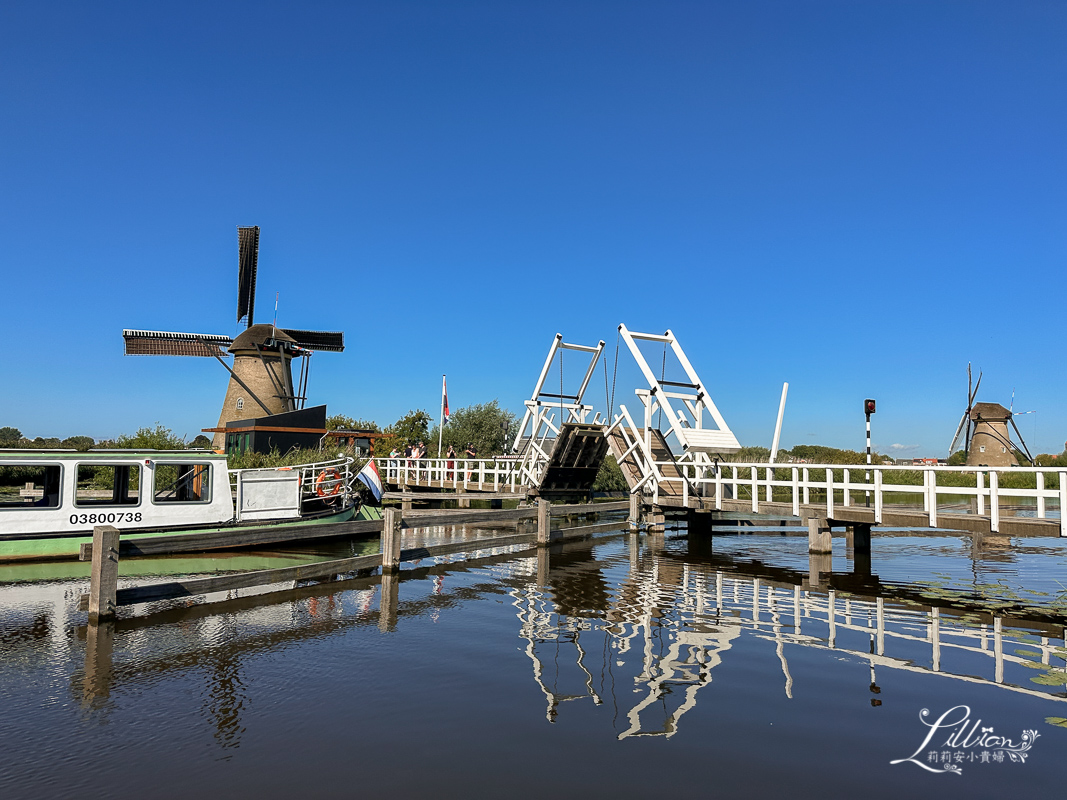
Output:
[{"xmin": 0, "ymin": 449, "xmax": 376, "ymax": 562}]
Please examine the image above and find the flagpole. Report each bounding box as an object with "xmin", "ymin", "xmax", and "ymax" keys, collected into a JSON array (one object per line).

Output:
[{"xmin": 438, "ymin": 374, "xmax": 445, "ymax": 457}]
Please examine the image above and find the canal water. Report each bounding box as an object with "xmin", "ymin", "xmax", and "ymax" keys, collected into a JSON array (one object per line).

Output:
[{"xmin": 0, "ymin": 521, "xmax": 1065, "ymax": 798}]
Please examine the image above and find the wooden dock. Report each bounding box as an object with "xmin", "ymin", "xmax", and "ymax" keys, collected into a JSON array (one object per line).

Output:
[{"xmin": 80, "ymin": 499, "xmax": 630, "ymax": 620}]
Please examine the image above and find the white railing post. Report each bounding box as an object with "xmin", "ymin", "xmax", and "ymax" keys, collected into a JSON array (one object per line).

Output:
[
  {"xmin": 803, "ymin": 468, "xmax": 810, "ymax": 505},
  {"xmin": 826, "ymin": 468, "xmax": 834, "ymax": 519},
  {"xmin": 479, "ymin": 460, "xmax": 485, "ymax": 486},
  {"xmin": 715, "ymin": 463, "xmax": 723, "ymax": 511},
  {"xmin": 976, "ymin": 471, "xmax": 985, "ymax": 516},
  {"xmin": 765, "ymin": 467, "xmax": 773, "ymax": 503},
  {"xmin": 874, "ymin": 468, "xmax": 883, "ymax": 523},
  {"xmin": 928, "ymin": 469, "xmax": 938, "ymax": 528},
  {"xmin": 1037, "ymin": 471, "xmax": 1045, "ymax": 519},
  {"xmin": 751, "ymin": 466, "xmax": 758, "ymax": 513},
  {"xmin": 989, "ymin": 471, "xmax": 1000, "ymax": 533},
  {"xmin": 843, "ymin": 469, "xmax": 850, "ymax": 508},
  {"xmin": 1059, "ymin": 472, "xmax": 1067, "ymax": 537},
  {"xmin": 791, "ymin": 467, "xmax": 800, "ymax": 517}
]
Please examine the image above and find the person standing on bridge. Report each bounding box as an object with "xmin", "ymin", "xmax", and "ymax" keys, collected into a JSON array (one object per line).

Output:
[
  {"xmin": 446, "ymin": 444, "xmax": 456, "ymax": 481},
  {"xmin": 465, "ymin": 442, "xmax": 476, "ymax": 483}
]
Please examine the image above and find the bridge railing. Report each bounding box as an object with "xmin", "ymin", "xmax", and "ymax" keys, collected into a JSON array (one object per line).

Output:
[
  {"xmin": 378, "ymin": 458, "xmax": 525, "ymax": 492},
  {"xmin": 639, "ymin": 462, "xmax": 1067, "ymax": 536}
]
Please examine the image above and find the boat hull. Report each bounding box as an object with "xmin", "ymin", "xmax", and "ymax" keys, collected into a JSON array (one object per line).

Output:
[{"xmin": 0, "ymin": 504, "xmax": 379, "ymax": 563}]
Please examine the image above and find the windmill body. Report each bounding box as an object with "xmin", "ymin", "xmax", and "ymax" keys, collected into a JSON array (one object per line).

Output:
[
  {"xmin": 967, "ymin": 403, "xmax": 1017, "ymax": 467},
  {"xmin": 122, "ymin": 227, "xmax": 344, "ymax": 452},
  {"xmin": 212, "ymin": 325, "xmax": 299, "ymax": 449}
]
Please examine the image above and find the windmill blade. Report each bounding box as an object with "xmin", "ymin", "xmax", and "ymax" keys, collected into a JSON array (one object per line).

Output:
[
  {"xmin": 1009, "ymin": 416, "xmax": 1035, "ymax": 465},
  {"xmin": 948, "ymin": 410, "xmax": 969, "ymax": 454},
  {"xmin": 237, "ymin": 226, "xmax": 260, "ymax": 327},
  {"xmin": 965, "ymin": 417, "xmax": 972, "ymax": 453},
  {"xmin": 969, "ymin": 371, "xmax": 982, "ymax": 406},
  {"xmin": 123, "ymin": 329, "xmax": 232, "ymax": 357},
  {"xmin": 280, "ymin": 329, "xmax": 345, "ymax": 352}
]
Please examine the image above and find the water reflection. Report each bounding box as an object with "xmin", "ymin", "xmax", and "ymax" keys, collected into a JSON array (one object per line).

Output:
[
  {"xmin": 512, "ymin": 535, "xmax": 1067, "ymax": 740},
  {"xmin": 4, "ymin": 526, "xmax": 1066, "ymax": 761}
]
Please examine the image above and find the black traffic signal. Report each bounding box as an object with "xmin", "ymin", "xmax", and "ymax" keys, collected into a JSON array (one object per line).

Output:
[{"xmin": 864, "ymin": 398, "xmax": 876, "ymax": 415}]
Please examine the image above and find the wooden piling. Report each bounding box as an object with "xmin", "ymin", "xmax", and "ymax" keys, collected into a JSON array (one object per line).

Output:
[
  {"xmin": 807, "ymin": 517, "xmax": 832, "ymax": 554},
  {"xmin": 88, "ymin": 525, "xmax": 120, "ymax": 622},
  {"xmin": 645, "ymin": 505, "xmax": 665, "ymax": 533},
  {"xmin": 537, "ymin": 498, "xmax": 551, "ymax": 545},
  {"xmin": 629, "ymin": 492, "xmax": 640, "ymax": 528},
  {"xmin": 849, "ymin": 523, "xmax": 872, "ymax": 553},
  {"xmin": 381, "ymin": 507, "xmax": 402, "ymax": 572}
]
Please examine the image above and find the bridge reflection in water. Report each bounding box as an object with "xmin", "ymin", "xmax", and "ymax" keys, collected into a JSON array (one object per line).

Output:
[
  {"xmin": 53, "ymin": 526, "xmax": 1067, "ymax": 749},
  {"xmin": 511, "ymin": 535, "xmax": 1067, "ymax": 739}
]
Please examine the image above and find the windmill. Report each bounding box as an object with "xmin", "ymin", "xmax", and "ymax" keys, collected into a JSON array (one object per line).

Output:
[
  {"xmin": 122, "ymin": 227, "xmax": 345, "ymax": 448},
  {"xmin": 947, "ymin": 364, "xmax": 1034, "ymax": 466}
]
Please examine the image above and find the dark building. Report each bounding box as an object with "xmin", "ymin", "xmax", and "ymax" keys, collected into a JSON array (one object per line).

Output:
[{"xmin": 221, "ymin": 405, "xmax": 328, "ymax": 456}]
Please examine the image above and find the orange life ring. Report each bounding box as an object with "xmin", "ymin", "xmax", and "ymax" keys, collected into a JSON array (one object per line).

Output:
[{"xmin": 315, "ymin": 468, "xmax": 341, "ymax": 497}]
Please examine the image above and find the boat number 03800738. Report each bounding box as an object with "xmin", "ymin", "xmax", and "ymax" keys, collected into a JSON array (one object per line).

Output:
[{"xmin": 69, "ymin": 512, "xmax": 143, "ymax": 526}]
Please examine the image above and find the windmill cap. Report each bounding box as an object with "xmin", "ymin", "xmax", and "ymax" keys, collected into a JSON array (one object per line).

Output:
[
  {"xmin": 970, "ymin": 402, "xmax": 1011, "ymax": 421},
  {"xmin": 229, "ymin": 323, "xmax": 297, "ymax": 352}
]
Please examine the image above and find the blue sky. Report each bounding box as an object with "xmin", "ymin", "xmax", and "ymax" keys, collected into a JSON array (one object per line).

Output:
[{"xmin": 2, "ymin": 1, "xmax": 1064, "ymax": 456}]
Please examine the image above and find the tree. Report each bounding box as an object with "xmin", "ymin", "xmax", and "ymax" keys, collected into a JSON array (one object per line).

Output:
[
  {"xmin": 384, "ymin": 410, "xmax": 432, "ymax": 452},
  {"xmin": 734, "ymin": 446, "xmax": 771, "ymax": 462},
  {"xmin": 105, "ymin": 424, "xmax": 186, "ymax": 450},
  {"xmin": 593, "ymin": 454, "xmax": 627, "ymax": 492},
  {"xmin": 61, "ymin": 436, "xmax": 95, "ymax": 451},
  {"xmin": 326, "ymin": 414, "xmax": 380, "ymax": 432},
  {"xmin": 947, "ymin": 449, "xmax": 967, "ymax": 466},
  {"xmin": 0, "ymin": 427, "xmax": 22, "ymax": 446},
  {"xmin": 188, "ymin": 434, "xmax": 213, "ymax": 450},
  {"xmin": 429, "ymin": 400, "xmax": 516, "ymax": 457}
]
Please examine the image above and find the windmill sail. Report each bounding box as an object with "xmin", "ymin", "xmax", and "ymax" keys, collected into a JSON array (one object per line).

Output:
[
  {"xmin": 123, "ymin": 330, "xmax": 233, "ymax": 357},
  {"xmin": 948, "ymin": 411, "xmax": 969, "ymax": 455},
  {"xmin": 280, "ymin": 329, "xmax": 345, "ymax": 352},
  {"xmin": 237, "ymin": 226, "xmax": 259, "ymax": 327}
]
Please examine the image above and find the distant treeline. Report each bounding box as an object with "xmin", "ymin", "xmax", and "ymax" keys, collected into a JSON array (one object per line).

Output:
[{"xmin": 0, "ymin": 425, "xmax": 211, "ymax": 452}]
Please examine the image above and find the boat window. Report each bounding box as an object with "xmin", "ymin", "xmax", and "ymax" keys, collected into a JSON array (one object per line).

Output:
[
  {"xmin": 0, "ymin": 465, "xmax": 62, "ymax": 509},
  {"xmin": 153, "ymin": 463, "xmax": 211, "ymax": 503},
  {"xmin": 75, "ymin": 464, "xmax": 140, "ymax": 506}
]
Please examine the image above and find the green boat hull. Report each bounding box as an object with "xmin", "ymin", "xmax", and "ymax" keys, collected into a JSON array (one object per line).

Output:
[{"xmin": 0, "ymin": 504, "xmax": 382, "ymax": 563}]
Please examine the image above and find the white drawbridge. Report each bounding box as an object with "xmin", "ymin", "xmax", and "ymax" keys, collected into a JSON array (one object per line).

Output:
[
  {"xmin": 605, "ymin": 324, "xmax": 741, "ymax": 502},
  {"xmin": 511, "ymin": 333, "xmax": 607, "ymax": 494}
]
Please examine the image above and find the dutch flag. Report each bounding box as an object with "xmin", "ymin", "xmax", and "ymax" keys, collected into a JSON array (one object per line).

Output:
[{"xmin": 357, "ymin": 460, "xmax": 383, "ymax": 501}]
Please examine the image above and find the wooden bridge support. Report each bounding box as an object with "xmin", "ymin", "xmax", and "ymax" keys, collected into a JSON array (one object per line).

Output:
[
  {"xmin": 537, "ymin": 498, "xmax": 551, "ymax": 545},
  {"xmin": 644, "ymin": 505, "xmax": 665, "ymax": 533},
  {"xmin": 686, "ymin": 509, "xmax": 714, "ymax": 535},
  {"xmin": 845, "ymin": 524, "xmax": 872, "ymax": 553},
  {"xmin": 807, "ymin": 517, "xmax": 832, "ymax": 554},
  {"xmin": 845, "ymin": 523, "xmax": 873, "ymax": 576},
  {"xmin": 629, "ymin": 493, "xmax": 640, "ymax": 529}
]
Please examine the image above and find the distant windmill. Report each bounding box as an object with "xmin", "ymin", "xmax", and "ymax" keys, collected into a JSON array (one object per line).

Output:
[
  {"xmin": 947, "ymin": 364, "xmax": 1033, "ymax": 466},
  {"xmin": 123, "ymin": 227, "xmax": 345, "ymax": 448}
]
